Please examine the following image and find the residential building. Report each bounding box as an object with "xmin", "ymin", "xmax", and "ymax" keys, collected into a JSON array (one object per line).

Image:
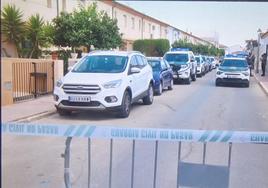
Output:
[
  {"xmin": 260, "ymin": 30, "xmax": 268, "ymax": 56},
  {"xmin": 1, "ymin": 0, "xmax": 215, "ymax": 56}
]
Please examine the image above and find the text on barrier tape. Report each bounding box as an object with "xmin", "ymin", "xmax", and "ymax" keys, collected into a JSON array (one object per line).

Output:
[{"xmin": 1, "ymin": 123, "xmax": 268, "ymax": 144}]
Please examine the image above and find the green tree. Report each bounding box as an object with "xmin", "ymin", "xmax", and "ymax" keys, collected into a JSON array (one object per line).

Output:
[
  {"xmin": 96, "ymin": 12, "xmax": 122, "ymax": 49},
  {"xmin": 133, "ymin": 39, "xmax": 170, "ymax": 56},
  {"xmin": 52, "ymin": 3, "xmax": 122, "ymax": 52},
  {"xmin": 26, "ymin": 14, "xmax": 49, "ymax": 58},
  {"xmin": 52, "ymin": 12, "xmax": 74, "ymax": 48},
  {"xmin": 1, "ymin": 4, "xmax": 25, "ymax": 57},
  {"xmin": 172, "ymin": 39, "xmax": 221, "ymax": 56}
]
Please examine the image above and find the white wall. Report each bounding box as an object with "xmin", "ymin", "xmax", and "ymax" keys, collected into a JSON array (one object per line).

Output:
[
  {"xmin": 1, "ymin": 0, "xmax": 63, "ymax": 21},
  {"xmin": 260, "ymin": 36, "xmax": 268, "ymax": 55}
]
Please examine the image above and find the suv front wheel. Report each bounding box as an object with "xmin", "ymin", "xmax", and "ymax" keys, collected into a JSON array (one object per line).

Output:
[
  {"xmin": 143, "ymin": 84, "xmax": 154, "ymax": 105},
  {"xmin": 117, "ymin": 91, "xmax": 131, "ymax": 118}
]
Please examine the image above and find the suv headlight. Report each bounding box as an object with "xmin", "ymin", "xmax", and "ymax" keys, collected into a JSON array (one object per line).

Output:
[
  {"xmin": 216, "ymin": 71, "xmax": 223, "ymax": 75},
  {"xmin": 56, "ymin": 79, "xmax": 63, "ymax": 87},
  {"xmin": 103, "ymin": 79, "xmax": 122, "ymax": 89}
]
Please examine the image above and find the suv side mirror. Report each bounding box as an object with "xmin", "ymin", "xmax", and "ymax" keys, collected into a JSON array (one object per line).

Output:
[{"xmin": 130, "ymin": 67, "xmax": 141, "ymax": 74}]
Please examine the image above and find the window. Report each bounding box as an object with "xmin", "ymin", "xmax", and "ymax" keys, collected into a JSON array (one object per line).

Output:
[
  {"xmin": 152, "ymin": 25, "xmax": 155, "ymax": 31},
  {"xmin": 160, "ymin": 60, "xmax": 167, "ymax": 70},
  {"xmin": 142, "ymin": 57, "xmax": 148, "ymax": 66},
  {"xmin": 123, "ymin": 15, "xmax": 127, "ymax": 28},
  {"xmin": 135, "ymin": 56, "xmax": 144, "ymax": 68},
  {"xmin": 221, "ymin": 59, "xmax": 248, "ymax": 67},
  {"xmin": 47, "ymin": 0, "xmax": 52, "ymax": 8},
  {"xmin": 149, "ymin": 23, "xmax": 151, "ymax": 33},
  {"xmin": 164, "ymin": 54, "xmax": 189, "ymax": 64},
  {"xmin": 148, "ymin": 60, "xmax": 161, "ymax": 71},
  {"xmin": 72, "ymin": 55, "xmax": 128, "ymax": 73},
  {"xmin": 130, "ymin": 56, "xmax": 138, "ymax": 67},
  {"xmin": 139, "ymin": 20, "xmax": 141, "ymax": 31},
  {"xmin": 131, "ymin": 17, "xmax": 135, "ymax": 29},
  {"xmin": 143, "ymin": 21, "xmax": 145, "ymax": 32},
  {"xmin": 164, "ymin": 60, "xmax": 170, "ymax": 68}
]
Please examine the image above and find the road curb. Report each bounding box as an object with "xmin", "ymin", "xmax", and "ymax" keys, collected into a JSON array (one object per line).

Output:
[
  {"xmin": 10, "ymin": 110, "xmax": 56, "ymax": 123},
  {"xmin": 254, "ymin": 74, "xmax": 268, "ymax": 96}
]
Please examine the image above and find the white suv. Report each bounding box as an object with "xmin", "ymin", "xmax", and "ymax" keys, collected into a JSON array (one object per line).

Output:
[
  {"xmin": 164, "ymin": 50, "xmax": 197, "ymax": 84},
  {"xmin": 54, "ymin": 51, "xmax": 154, "ymax": 118},
  {"xmin": 215, "ymin": 57, "xmax": 250, "ymax": 87}
]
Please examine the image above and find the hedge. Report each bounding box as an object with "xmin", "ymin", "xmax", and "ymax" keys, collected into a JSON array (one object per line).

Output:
[{"xmin": 133, "ymin": 39, "xmax": 170, "ymax": 57}]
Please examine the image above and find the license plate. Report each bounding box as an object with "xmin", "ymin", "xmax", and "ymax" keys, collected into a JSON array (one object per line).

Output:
[
  {"xmin": 69, "ymin": 96, "xmax": 91, "ymax": 102},
  {"xmin": 227, "ymin": 75, "xmax": 239, "ymax": 79},
  {"xmin": 173, "ymin": 75, "xmax": 178, "ymax": 78}
]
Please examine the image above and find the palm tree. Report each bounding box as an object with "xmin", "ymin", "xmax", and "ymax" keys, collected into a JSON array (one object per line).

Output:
[
  {"xmin": 26, "ymin": 14, "xmax": 46, "ymax": 58},
  {"xmin": 1, "ymin": 4, "xmax": 25, "ymax": 57}
]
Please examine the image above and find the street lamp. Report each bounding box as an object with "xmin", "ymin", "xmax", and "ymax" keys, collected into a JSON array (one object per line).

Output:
[{"xmin": 256, "ymin": 28, "xmax": 262, "ymax": 73}]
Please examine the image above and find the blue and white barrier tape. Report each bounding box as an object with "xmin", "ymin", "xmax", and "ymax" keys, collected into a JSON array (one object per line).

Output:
[{"xmin": 1, "ymin": 123, "xmax": 268, "ymax": 144}]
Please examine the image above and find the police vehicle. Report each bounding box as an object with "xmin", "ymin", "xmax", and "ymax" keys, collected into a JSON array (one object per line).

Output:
[
  {"xmin": 215, "ymin": 56, "xmax": 250, "ymax": 87},
  {"xmin": 163, "ymin": 48, "xmax": 197, "ymax": 84}
]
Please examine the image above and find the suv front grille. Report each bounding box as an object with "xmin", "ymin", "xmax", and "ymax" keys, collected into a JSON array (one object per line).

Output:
[
  {"xmin": 226, "ymin": 73, "xmax": 240, "ymax": 75},
  {"xmin": 61, "ymin": 100, "xmax": 101, "ymax": 107},
  {"xmin": 170, "ymin": 64, "xmax": 181, "ymax": 72},
  {"xmin": 63, "ymin": 84, "xmax": 101, "ymax": 94}
]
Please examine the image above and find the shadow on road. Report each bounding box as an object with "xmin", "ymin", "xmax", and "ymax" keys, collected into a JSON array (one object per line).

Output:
[{"xmin": 55, "ymin": 101, "xmax": 146, "ymax": 121}]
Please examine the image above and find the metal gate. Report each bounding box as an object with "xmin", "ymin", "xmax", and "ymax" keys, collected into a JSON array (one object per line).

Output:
[{"xmin": 12, "ymin": 61, "xmax": 54, "ymax": 102}]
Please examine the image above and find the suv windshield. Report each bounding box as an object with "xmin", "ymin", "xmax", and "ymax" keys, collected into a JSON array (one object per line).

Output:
[
  {"xmin": 221, "ymin": 59, "xmax": 248, "ymax": 67},
  {"xmin": 164, "ymin": 53, "xmax": 189, "ymax": 64},
  {"xmin": 148, "ymin": 60, "xmax": 161, "ymax": 71},
  {"xmin": 72, "ymin": 55, "xmax": 128, "ymax": 73}
]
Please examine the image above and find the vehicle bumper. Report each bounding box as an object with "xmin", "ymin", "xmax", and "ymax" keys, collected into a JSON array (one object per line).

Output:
[
  {"xmin": 53, "ymin": 86, "xmax": 124, "ymax": 111},
  {"xmin": 173, "ymin": 69, "xmax": 190, "ymax": 80},
  {"xmin": 216, "ymin": 78, "xmax": 249, "ymax": 84}
]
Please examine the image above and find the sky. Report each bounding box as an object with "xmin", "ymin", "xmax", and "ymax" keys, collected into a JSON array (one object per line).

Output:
[{"xmin": 119, "ymin": 1, "xmax": 268, "ymax": 47}]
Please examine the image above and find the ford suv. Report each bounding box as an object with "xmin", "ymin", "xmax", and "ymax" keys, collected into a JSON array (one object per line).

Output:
[
  {"xmin": 54, "ymin": 51, "xmax": 154, "ymax": 118},
  {"xmin": 163, "ymin": 50, "xmax": 197, "ymax": 84}
]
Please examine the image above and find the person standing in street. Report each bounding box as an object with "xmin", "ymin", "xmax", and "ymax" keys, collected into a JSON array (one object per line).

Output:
[
  {"xmin": 260, "ymin": 53, "xmax": 267, "ymax": 76},
  {"xmin": 247, "ymin": 52, "xmax": 255, "ymax": 76}
]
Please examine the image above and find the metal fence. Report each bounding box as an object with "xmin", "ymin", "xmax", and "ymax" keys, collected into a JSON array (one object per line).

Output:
[
  {"xmin": 12, "ymin": 61, "xmax": 54, "ymax": 102},
  {"xmin": 2, "ymin": 123, "xmax": 268, "ymax": 188}
]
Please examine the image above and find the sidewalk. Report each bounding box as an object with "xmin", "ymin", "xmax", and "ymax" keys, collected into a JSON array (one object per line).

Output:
[
  {"xmin": 2, "ymin": 95, "xmax": 55, "ymax": 123},
  {"xmin": 254, "ymin": 72, "xmax": 268, "ymax": 96}
]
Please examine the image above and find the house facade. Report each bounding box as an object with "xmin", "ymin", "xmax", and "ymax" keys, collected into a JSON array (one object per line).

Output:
[{"xmin": 1, "ymin": 0, "xmax": 215, "ymax": 56}]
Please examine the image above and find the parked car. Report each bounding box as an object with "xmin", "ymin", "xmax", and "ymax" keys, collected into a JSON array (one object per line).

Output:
[
  {"xmin": 54, "ymin": 51, "xmax": 154, "ymax": 118},
  {"xmin": 201, "ymin": 55, "xmax": 210, "ymax": 73},
  {"xmin": 147, "ymin": 57, "xmax": 173, "ymax": 95},
  {"xmin": 163, "ymin": 50, "xmax": 197, "ymax": 84},
  {"xmin": 206, "ymin": 56, "xmax": 212, "ymax": 71},
  {"xmin": 195, "ymin": 55, "xmax": 206, "ymax": 77},
  {"xmin": 210, "ymin": 57, "xmax": 217, "ymax": 69},
  {"xmin": 215, "ymin": 57, "xmax": 250, "ymax": 87}
]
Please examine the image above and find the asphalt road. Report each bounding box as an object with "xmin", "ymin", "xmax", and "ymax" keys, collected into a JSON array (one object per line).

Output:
[{"xmin": 2, "ymin": 70, "xmax": 268, "ymax": 188}]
